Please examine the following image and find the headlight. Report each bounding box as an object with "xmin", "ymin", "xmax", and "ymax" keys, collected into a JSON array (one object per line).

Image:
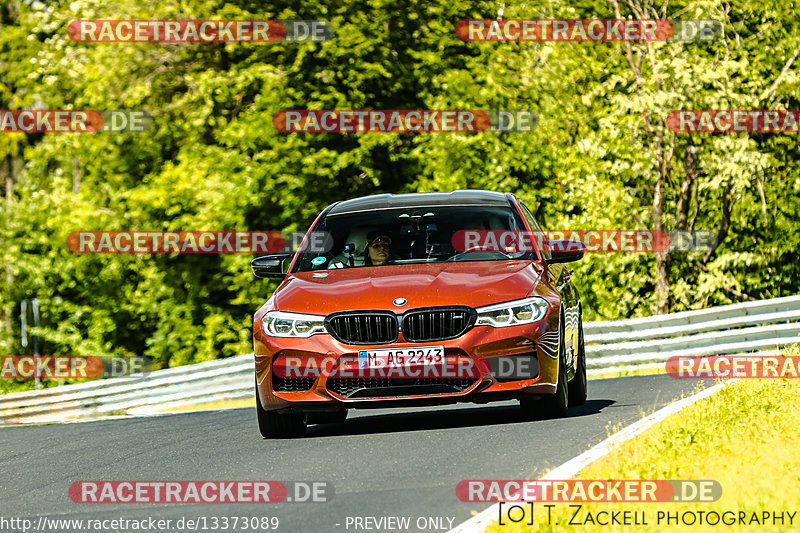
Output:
[
  {"xmin": 475, "ymin": 297, "xmax": 549, "ymax": 327},
  {"xmin": 262, "ymin": 311, "xmax": 328, "ymax": 338}
]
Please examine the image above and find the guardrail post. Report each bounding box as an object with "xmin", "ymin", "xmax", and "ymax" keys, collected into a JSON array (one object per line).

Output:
[{"xmin": 20, "ymin": 298, "xmax": 41, "ymax": 390}]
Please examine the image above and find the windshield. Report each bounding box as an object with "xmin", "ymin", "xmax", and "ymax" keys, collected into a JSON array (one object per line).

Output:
[{"xmin": 292, "ymin": 204, "xmax": 537, "ymax": 272}]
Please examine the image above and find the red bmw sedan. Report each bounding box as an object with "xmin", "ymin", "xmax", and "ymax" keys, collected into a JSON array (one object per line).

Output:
[{"xmin": 252, "ymin": 190, "xmax": 585, "ymax": 438}]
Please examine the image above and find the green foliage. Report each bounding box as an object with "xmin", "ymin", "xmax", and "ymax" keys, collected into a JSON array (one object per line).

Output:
[{"xmin": 2, "ymin": 0, "xmax": 799, "ymax": 390}]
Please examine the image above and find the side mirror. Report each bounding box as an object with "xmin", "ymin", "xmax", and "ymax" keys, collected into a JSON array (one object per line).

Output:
[
  {"xmin": 544, "ymin": 240, "xmax": 584, "ymax": 264},
  {"xmin": 252, "ymin": 254, "xmax": 293, "ymax": 279}
]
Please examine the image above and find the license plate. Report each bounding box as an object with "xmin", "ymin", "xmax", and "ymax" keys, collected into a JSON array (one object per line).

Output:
[{"xmin": 358, "ymin": 346, "xmax": 445, "ymax": 369}]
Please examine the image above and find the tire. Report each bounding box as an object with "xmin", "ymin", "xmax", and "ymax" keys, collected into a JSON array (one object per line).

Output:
[
  {"xmin": 541, "ymin": 344, "xmax": 569, "ymax": 418},
  {"xmin": 307, "ymin": 409, "xmax": 348, "ymax": 425},
  {"xmin": 255, "ymin": 378, "xmax": 307, "ymax": 438},
  {"xmin": 520, "ymin": 317, "xmax": 569, "ymax": 419},
  {"xmin": 568, "ymin": 316, "xmax": 588, "ymax": 406}
]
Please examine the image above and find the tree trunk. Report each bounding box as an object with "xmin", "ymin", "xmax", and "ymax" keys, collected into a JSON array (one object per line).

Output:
[
  {"xmin": 653, "ymin": 143, "xmax": 673, "ymax": 314},
  {"xmin": 676, "ymin": 145, "xmax": 698, "ymax": 230},
  {"xmin": 2, "ymin": 155, "xmax": 13, "ymax": 350}
]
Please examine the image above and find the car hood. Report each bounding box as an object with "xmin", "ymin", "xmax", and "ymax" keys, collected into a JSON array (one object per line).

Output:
[{"xmin": 274, "ymin": 261, "xmax": 544, "ymax": 314}]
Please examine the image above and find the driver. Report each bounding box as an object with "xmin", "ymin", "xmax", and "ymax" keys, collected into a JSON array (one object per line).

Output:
[{"xmin": 365, "ymin": 233, "xmax": 393, "ymax": 266}]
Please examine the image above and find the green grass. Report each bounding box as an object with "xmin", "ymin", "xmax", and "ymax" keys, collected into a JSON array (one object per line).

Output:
[
  {"xmin": 588, "ymin": 365, "xmax": 666, "ymax": 380},
  {"xmin": 154, "ymin": 396, "xmax": 255, "ymax": 412},
  {"xmin": 484, "ymin": 356, "xmax": 800, "ymax": 531}
]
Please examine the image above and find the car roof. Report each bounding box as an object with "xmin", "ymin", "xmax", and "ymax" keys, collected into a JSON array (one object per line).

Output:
[{"xmin": 327, "ymin": 190, "xmax": 512, "ymax": 215}]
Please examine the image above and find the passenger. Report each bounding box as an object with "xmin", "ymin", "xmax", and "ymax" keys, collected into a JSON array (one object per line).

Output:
[{"xmin": 364, "ymin": 233, "xmax": 393, "ymax": 265}]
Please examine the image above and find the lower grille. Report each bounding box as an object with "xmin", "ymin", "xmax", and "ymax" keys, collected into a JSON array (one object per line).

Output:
[
  {"xmin": 402, "ymin": 307, "xmax": 475, "ymax": 342},
  {"xmin": 272, "ymin": 375, "xmax": 315, "ymax": 392},
  {"xmin": 327, "ymin": 377, "xmax": 478, "ymax": 398}
]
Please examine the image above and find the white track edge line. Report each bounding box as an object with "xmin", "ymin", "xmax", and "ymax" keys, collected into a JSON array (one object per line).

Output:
[{"xmin": 449, "ymin": 380, "xmax": 732, "ymax": 533}]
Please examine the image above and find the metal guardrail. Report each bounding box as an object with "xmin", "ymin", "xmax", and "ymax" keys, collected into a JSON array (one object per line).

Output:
[
  {"xmin": 583, "ymin": 295, "xmax": 800, "ymax": 374},
  {"xmin": 0, "ymin": 355, "xmax": 254, "ymax": 425},
  {"xmin": 2, "ymin": 296, "xmax": 799, "ymax": 424}
]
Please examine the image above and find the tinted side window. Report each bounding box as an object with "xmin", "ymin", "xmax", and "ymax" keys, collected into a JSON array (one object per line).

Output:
[{"xmin": 520, "ymin": 202, "xmax": 551, "ymax": 260}]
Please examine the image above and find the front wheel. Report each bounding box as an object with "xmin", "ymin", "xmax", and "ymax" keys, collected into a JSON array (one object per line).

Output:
[
  {"xmin": 568, "ymin": 316, "xmax": 588, "ymax": 406},
  {"xmin": 540, "ymin": 347, "xmax": 569, "ymax": 418},
  {"xmin": 256, "ymin": 378, "xmax": 307, "ymax": 438},
  {"xmin": 521, "ymin": 319, "xmax": 569, "ymax": 419}
]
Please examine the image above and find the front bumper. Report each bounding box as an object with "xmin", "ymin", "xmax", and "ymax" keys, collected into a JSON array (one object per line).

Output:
[{"xmin": 254, "ymin": 313, "xmax": 559, "ymax": 412}]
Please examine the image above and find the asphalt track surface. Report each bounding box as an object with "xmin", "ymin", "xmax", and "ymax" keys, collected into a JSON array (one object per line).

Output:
[{"xmin": 1, "ymin": 375, "xmax": 714, "ymax": 533}]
